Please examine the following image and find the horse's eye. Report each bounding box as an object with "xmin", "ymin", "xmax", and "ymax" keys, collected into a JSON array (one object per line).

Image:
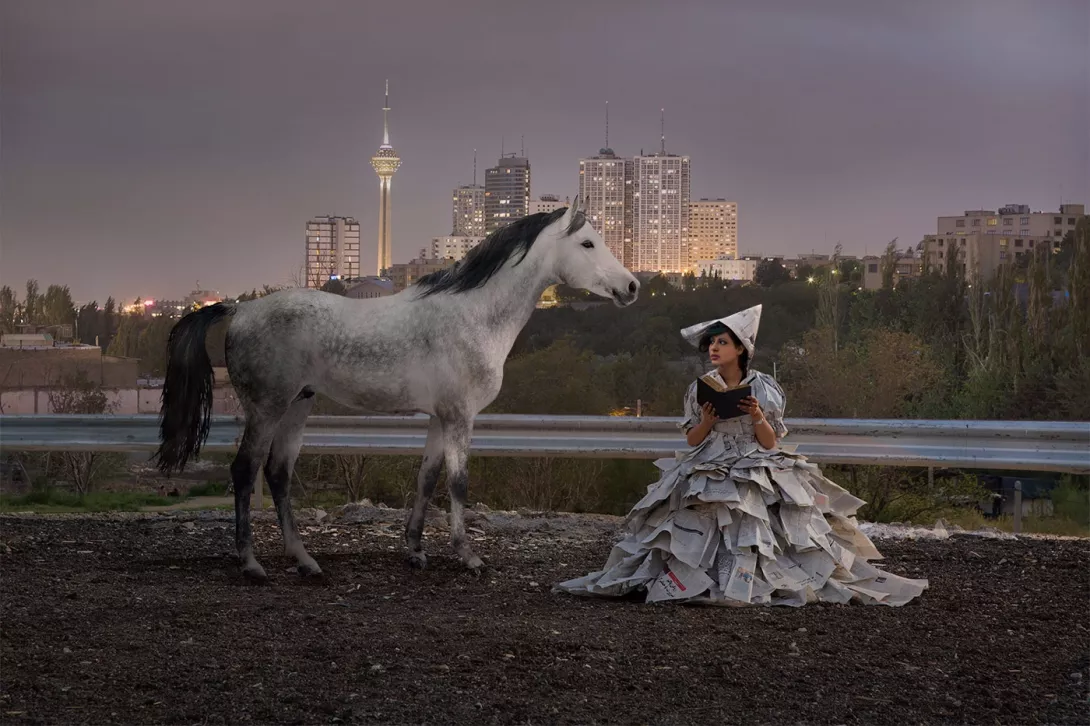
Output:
[{"xmin": 581, "ymin": 240, "xmax": 594, "ymax": 249}]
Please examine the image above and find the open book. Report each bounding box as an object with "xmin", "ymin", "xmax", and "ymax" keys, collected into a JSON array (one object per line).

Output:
[{"xmin": 696, "ymin": 374, "xmax": 752, "ymax": 420}]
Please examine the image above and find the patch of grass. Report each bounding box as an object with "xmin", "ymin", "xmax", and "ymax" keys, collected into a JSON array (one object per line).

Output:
[
  {"xmin": 0, "ymin": 489, "xmax": 175, "ymax": 513},
  {"xmin": 185, "ymin": 481, "xmax": 229, "ymax": 497},
  {"xmin": 943, "ymin": 509, "xmax": 1089, "ymax": 537},
  {"xmin": 1051, "ymin": 480, "xmax": 1090, "ymax": 528}
]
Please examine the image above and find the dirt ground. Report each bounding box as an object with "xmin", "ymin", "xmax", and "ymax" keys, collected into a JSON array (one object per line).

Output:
[{"xmin": 1, "ymin": 505, "xmax": 1087, "ymax": 725}]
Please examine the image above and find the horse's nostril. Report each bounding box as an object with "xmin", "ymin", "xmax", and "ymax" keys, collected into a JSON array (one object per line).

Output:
[{"xmin": 628, "ymin": 280, "xmax": 638, "ymax": 294}]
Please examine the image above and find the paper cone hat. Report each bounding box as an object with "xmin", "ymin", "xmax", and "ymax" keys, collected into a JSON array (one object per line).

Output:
[{"xmin": 679, "ymin": 304, "xmax": 763, "ymax": 355}]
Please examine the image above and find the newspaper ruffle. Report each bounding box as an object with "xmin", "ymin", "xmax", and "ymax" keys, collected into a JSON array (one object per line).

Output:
[{"xmin": 555, "ymin": 431, "xmax": 929, "ymax": 607}]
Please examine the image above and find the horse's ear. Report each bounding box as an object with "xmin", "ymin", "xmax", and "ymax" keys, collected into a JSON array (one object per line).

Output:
[{"xmin": 563, "ymin": 195, "xmax": 585, "ymax": 236}]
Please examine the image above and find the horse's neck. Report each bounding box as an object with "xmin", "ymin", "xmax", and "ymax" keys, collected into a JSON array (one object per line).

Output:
[{"xmin": 471, "ymin": 255, "xmax": 554, "ymax": 350}]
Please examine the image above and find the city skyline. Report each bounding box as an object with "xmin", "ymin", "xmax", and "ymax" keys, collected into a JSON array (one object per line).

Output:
[{"xmin": 2, "ymin": 0, "xmax": 1086, "ymax": 303}]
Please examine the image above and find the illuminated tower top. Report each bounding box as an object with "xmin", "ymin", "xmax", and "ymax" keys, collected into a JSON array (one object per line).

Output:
[{"xmin": 371, "ymin": 80, "xmax": 401, "ymax": 176}]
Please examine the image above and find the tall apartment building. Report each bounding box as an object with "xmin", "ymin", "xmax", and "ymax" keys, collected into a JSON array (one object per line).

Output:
[
  {"xmin": 528, "ymin": 194, "xmax": 568, "ymax": 216},
  {"xmin": 305, "ymin": 216, "xmax": 361, "ymax": 288},
  {"xmin": 579, "ymin": 148, "xmax": 633, "ymax": 266},
  {"xmin": 631, "ymin": 152, "xmax": 691, "ymax": 273},
  {"xmin": 688, "ymin": 199, "xmax": 738, "ymax": 266},
  {"xmin": 430, "ymin": 235, "xmax": 484, "ymax": 262},
  {"xmin": 452, "ymin": 185, "xmax": 486, "ymax": 237},
  {"xmin": 484, "ymin": 155, "xmax": 531, "ymax": 233}
]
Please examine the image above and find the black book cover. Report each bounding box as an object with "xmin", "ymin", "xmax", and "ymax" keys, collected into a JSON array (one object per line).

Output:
[{"xmin": 696, "ymin": 378, "xmax": 752, "ymax": 420}]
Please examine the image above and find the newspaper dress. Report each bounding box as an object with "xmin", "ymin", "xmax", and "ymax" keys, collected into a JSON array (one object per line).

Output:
[{"xmin": 556, "ymin": 369, "xmax": 928, "ymax": 607}]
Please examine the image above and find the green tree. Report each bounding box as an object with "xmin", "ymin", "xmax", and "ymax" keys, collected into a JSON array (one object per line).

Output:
[
  {"xmin": 106, "ymin": 313, "xmax": 141, "ymax": 358},
  {"xmin": 755, "ymin": 258, "xmax": 791, "ymax": 287},
  {"xmin": 778, "ymin": 327, "xmax": 943, "ymax": 418},
  {"xmin": 879, "ymin": 239, "xmax": 899, "ymax": 290},
  {"xmin": 135, "ymin": 316, "xmax": 175, "ymax": 376},
  {"xmin": 24, "ymin": 279, "xmax": 39, "ymax": 325},
  {"xmin": 320, "ymin": 279, "xmax": 347, "ymax": 295},
  {"xmin": 0, "ymin": 285, "xmax": 18, "ymax": 334},
  {"xmin": 100, "ymin": 297, "xmax": 118, "ymax": 351},
  {"xmin": 46, "ymin": 372, "xmax": 121, "ymax": 496},
  {"xmin": 815, "ymin": 245, "xmax": 846, "ymax": 353},
  {"xmin": 488, "ymin": 339, "xmax": 611, "ymax": 415},
  {"xmin": 77, "ymin": 302, "xmax": 100, "ymax": 345},
  {"xmin": 596, "ymin": 349, "xmax": 692, "ymax": 416},
  {"xmin": 40, "ymin": 284, "xmax": 76, "ymax": 328}
]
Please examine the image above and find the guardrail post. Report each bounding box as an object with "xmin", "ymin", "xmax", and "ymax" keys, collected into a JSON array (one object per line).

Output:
[{"xmin": 1013, "ymin": 481, "xmax": 1022, "ymax": 534}]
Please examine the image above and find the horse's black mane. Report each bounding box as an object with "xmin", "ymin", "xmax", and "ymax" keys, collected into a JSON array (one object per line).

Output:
[{"xmin": 414, "ymin": 206, "xmax": 585, "ymax": 297}]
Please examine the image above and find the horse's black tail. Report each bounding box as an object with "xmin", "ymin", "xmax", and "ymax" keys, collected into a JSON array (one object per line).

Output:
[{"xmin": 156, "ymin": 302, "xmax": 236, "ymax": 475}]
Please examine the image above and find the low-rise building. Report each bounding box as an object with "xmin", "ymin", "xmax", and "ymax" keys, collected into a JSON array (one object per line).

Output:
[
  {"xmin": 861, "ymin": 253, "xmax": 921, "ymax": 290},
  {"xmin": 692, "ymin": 257, "xmax": 759, "ymax": 282},
  {"xmin": 344, "ymin": 277, "xmax": 396, "ymax": 300},
  {"xmin": 386, "ymin": 258, "xmax": 457, "ymax": 293},
  {"xmin": 919, "ymin": 233, "xmax": 1054, "ymax": 281}
]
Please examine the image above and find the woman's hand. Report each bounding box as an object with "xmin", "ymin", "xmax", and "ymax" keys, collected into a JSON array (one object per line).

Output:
[
  {"xmin": 740, "ymin": 396, "xmax": 765, "ymax": 423},
  {"xmin": 699, "ymin": 402, "xmax": 720, "ymax": 427}
]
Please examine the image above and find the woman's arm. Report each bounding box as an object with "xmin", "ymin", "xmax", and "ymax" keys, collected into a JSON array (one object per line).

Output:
[
  {"xmin": 740, "ymin": 395, "xmax": 779, "ymax": 449},
  {"xmin": 685, "ymin": 406, "xmax": 718, "ymax": 447},
  {"xmin": 752, "ymin": 413, "xmax": 778, "ymax": 449}
]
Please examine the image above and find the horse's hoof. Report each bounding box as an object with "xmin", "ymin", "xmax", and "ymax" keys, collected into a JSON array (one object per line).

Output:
[
  {"xmin": 407, "ymin": 551, "xmax": 427, "ymax": 570},
  {"xmin": 297, "ymin": 561, "xmax": 324, "ymax": 579},
  {"xmin": 242, "ymin": 564, "xmax": 269, "ymax": 584}
]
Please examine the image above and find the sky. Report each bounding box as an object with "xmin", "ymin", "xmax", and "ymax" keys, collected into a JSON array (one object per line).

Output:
[{"xmin": 2, "ymin": 0, "xmax": 1087, "ymax": 304}]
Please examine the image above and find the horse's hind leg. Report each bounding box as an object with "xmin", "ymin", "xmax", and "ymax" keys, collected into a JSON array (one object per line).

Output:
[
  {"xmin": 441, "ymin": 412, "xmax": 484, "ymax": 571},
  {"xmin": 265, "ymin": 395, "xmax": 320, "ymax": 578},
  {"xmin": 231, "ymin": 414, "xmax": 280, "ymax": 582},
  {"xmin": 405, "ymin": 416, "xmax": 444, "ymax": 569}
]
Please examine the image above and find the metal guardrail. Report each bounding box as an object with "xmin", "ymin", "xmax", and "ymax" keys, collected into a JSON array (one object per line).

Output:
[{"xmin": 1, "ymin": 414, "xmax": 1087, "ymax": 474}]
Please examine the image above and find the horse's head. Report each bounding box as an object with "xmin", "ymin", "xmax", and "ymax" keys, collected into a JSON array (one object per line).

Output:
[{"xmin": 545, "ymin": 196, "xmax": 640, "ymax": 307}]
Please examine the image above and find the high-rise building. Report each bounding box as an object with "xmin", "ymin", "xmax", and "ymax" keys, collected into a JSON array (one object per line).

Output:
[
  {"xmin": 452, "ymin": 150, "xmax": 486, "ymax": 237},
  {"xmin": 305, "ymin": 216, "xmax": 362, "ymax": 288},
  {"xmin": 453, "ymin": 186, "xmax": 486, "ymax": 237},
  {"xmin": 528, "ymin": 194, "xmax": 568, "ymax": 216},
  {"xmin": 370, "ymin": 81, "xmax": 402, "ymax": 275},
  {"xmin": 688, "ymin": 199, "xmax": 738, "ymax": 267},
  {"xmin": 485, "ymin": 155, "xmax": 531, "ymax": 233},
  {"xmin": 631, "ymin": 151, "xmax": 691, "ymax": 273},
  {"xmin": 579, "ymin": 147, "xmax": 633, "ymax": 265}
]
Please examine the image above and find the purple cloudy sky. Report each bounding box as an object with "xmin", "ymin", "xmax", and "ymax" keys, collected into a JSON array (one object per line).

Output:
[{"xmin": 2, "ymin": 0, "xmax": 1087, "ymax": 303}]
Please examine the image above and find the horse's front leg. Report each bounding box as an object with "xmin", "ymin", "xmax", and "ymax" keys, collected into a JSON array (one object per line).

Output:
[
  {"xmin": 441, "ymin": 411, "xmax": 484, "ymax": 571},
  {"xmin": 405, "ymin": 416, "xmax": 444, "ymax": 569}
]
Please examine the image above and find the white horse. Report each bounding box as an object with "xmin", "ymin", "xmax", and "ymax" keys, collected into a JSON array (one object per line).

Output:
[{"xmin": 156, "ymin": 198, "xmax": 639, "ymax": 582}]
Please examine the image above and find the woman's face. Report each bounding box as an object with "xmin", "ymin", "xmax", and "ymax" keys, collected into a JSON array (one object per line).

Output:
[{"xmin": 708, "ymin": 331, "xmax": 743, "ymax": 368}]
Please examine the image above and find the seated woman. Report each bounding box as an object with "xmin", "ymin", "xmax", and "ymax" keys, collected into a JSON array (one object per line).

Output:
[{"xmin": 555, "ymin": 304, "xmax": 928, "ymax": 607}]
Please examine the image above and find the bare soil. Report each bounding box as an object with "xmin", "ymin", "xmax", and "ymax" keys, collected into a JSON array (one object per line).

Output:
[{"xmin": 1, "ymin": 506, "xmax": 1087, "ymax": 725}]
